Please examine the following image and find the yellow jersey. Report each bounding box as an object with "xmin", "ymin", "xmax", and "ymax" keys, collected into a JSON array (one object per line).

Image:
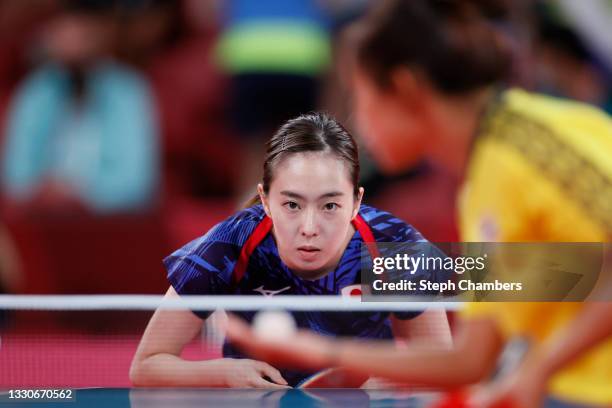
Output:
[{"xmin": 459, "ymin": 89, "xmax": 612, "ymax": 406}]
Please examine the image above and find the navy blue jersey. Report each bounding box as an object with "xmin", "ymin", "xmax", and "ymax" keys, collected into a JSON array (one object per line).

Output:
[{"xmin": 164, "ymin": 204, "xmax": 442, "ymax": 386}]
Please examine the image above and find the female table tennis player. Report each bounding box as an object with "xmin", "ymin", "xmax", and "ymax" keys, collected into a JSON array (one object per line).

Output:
[
  {"xmin": 130, "ymin": 112, "xmax": 451, "ymax": 388},
  {"xmin": 225, "ymin": 0, "xmax": 612, "ymax": 406}
]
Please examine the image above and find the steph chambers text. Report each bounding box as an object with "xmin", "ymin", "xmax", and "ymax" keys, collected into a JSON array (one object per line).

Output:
[{"xmin": 372, "ymin": 279, "xmax": 523, "ymax": 292}]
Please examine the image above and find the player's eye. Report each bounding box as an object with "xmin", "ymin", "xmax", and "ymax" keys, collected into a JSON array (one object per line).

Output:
[
  {"xmin": 283, "ymin": 201, "xmax": 300, "ymax": 211},
  {"xmin": 323, "ymin": 202, "xmax": 339, "ymax": 211}
]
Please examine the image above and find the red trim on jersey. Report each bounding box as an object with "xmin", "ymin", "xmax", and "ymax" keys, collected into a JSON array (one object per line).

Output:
[
  {"xmin": 352, "ymin": 214, "xmax": 380, "ymax": 259},
  {"xmin": 231, "ymin": 213, "xmax": 379, "ymax": 285},
  {"xmin": 232, "ymin": 216, "xmax": 273, "ymax": 285}
]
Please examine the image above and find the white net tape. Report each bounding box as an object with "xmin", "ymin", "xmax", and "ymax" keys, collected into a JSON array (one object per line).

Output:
[{"xmin": 0, "ymin": 295, "xmax": 464, "ymax": 311}]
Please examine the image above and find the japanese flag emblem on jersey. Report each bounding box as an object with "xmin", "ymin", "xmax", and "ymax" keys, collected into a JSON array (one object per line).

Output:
[{"xmin": 341, "ymin": 284, "xmax": 363, "ymax": 297}]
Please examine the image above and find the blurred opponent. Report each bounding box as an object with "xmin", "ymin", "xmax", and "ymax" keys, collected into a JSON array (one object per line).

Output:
[{"xmin": 226, "ymin": 1, "xmax": 612, "ymax": 406}]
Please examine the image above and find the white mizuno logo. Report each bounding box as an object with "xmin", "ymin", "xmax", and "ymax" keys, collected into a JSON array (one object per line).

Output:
[{"xmin": 253, "ymin": 285, "xmax": 291, "ymax": 297}]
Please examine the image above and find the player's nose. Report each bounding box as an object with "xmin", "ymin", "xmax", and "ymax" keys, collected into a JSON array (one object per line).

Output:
[{"xmin": 300, "ymin": 209, "xmax": 319, "ymax": 237}]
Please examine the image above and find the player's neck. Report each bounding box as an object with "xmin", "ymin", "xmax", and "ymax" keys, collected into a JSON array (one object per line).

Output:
[{"xmin": 430, "ymin": 87, "xmax": 495, "ymax": 180}]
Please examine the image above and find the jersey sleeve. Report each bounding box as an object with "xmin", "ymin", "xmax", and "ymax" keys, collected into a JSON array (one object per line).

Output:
[
  {"xmin": 458, "ymin": 92, "xmax": 612, "ymax": 242},
  {"xmin": 163, "ymin": 207, "xmax": 264, "ymax": 318},
  {"xmin": 164, "ymin": 231, "xmax": 234, "ymax": 297},
  {"xmin": 360, "ymin": 205, "xmax": 451, "ymax": 320}
]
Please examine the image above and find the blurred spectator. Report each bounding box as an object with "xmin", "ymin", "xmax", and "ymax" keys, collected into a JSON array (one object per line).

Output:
[
  {"xmin": 556, "ymin": 0, "xmax": 612, "ymax": 85},
  {"xmin": 215, "ymin": 0, "xmax": 333, "ymax": 199},
  {"xmin": 0, "ymin": 1, "xmax": 58, "ymax": 145},
  {"xmin": 1, "ymin": 0, "xmax": 159, "ymax": 215},
  {"xmin": 532, "ymin": 1, "xmax": 612, "ymax": 113},
  {"xmin": 116, "ymin": 0, "xmax": 240, "ymax": 198}
]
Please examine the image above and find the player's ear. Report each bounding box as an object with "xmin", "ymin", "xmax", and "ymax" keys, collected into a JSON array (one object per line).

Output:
[
  {"xmin": 391, "ymin": 67, "xmax": 424, "ymax": 109},
  {"xmin": 257, "ymin": 184, "xmax": 272, "ymax": 217},
  {"xmin": 351, "ymin": 187, "xmax": 364, "ymax": 220}
]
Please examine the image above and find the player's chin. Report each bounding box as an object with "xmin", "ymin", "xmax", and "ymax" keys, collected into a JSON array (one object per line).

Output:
[{"xmin": 290, "ymin": 260, "xmax": 329, "ymax": 280}]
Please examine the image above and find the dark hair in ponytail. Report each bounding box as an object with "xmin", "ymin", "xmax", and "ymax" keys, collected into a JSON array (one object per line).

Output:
[
  {"xmin": 356, "ymin": 0, "xmax": 513, "ymax": 94},
  {"xmin": 246, "ymin": 112, "xmax": 360, "ymax": 207}
]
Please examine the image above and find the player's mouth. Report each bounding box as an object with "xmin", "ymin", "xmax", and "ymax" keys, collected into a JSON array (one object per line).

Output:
[{"xmin": 297, "ymin": 246, "xmax": 321, "ymax": 261}]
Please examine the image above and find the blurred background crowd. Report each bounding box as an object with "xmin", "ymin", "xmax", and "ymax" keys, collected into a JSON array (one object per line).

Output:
[{"xmin": 0, "ymin": 0, "xmax": 611, "ymax": 297}]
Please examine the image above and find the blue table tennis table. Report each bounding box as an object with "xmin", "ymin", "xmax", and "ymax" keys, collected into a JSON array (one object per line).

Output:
[
  {"xmin": 0, "ymin": 388, "xmax": 586, "ymax": 407},
  {"xmin": 1, "ymin": 388, "xmax": 442, "ymax": 408}
]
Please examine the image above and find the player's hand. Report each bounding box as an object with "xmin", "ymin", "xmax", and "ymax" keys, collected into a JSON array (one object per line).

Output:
[
  {"xmin": 224, "ymin": 314, "xmax": 335, "ymax": 371},
  {"xmin": 219, "ymin": 358, "xmax": 290, "ymax": 388}
]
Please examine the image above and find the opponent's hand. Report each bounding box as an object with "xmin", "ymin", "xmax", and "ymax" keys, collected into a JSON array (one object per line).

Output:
[
  {"xmin": 224, "ymin": 314, "xmax": 335, "ymax": 371},
  {"xmin": 219, "ymin": 358, "xmax": 290, "ymax": 388},
  {"xmin": 469, "ymin": 366, "xmax": 547, "ymax": 408}
]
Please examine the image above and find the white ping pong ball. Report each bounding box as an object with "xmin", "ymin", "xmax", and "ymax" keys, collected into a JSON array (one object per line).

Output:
[{"xmin": 253, "ymin": 310, "xmax": 297, "ymax": 342}]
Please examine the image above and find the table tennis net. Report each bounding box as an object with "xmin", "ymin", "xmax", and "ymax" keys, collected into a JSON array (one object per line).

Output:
[{"xmin": 0, "ymin": 295, "xmax": 458, "ymax": 389}]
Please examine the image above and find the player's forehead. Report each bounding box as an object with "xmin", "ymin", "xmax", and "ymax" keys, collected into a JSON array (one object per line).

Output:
[{"xmin": 269, "ymin": 152, "xmax": 354, "ymax": 200}]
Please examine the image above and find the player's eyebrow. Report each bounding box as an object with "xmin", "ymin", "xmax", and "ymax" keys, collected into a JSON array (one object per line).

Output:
[
  {"xmin": 318, "ymin": 192, "xmax": 344, "ymax": 199},
  {"xmin": 280, "ymin": 191, "xmax": 344, "ymax": 200}
]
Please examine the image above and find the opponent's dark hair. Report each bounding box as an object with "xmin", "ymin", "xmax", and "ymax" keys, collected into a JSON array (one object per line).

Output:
[{"xmin": 356, "ymin": 0, "xmax": 513, "ymax": 94}]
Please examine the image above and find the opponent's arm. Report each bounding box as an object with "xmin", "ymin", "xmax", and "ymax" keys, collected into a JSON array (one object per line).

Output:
[
  {"xmin": 335, "ymin": 316, "xmax": 501, "ymax": 387},
  {"xmin": 226, "ymin": 314, "xmax": 503, "ymax": 388},
  {"xmin": 392, "ymin": 308, "xmax": 453, "ymax": 347}
]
